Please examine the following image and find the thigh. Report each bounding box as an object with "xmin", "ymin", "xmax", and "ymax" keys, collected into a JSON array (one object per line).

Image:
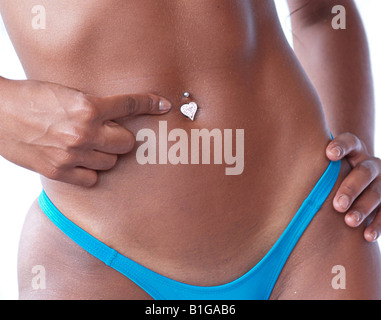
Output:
[
  {"xmin": 18, "ymin": 200, "xmax": 153, "ymax": 300},
  {"xmin": 271, "ymin": 160, "xmax": 381, "ymax": 300}
]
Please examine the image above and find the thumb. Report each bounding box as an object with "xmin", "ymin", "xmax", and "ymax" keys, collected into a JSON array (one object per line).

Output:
[{"xmin": 326, "ymin": 132, "xmax": 368, "ymax": 166}]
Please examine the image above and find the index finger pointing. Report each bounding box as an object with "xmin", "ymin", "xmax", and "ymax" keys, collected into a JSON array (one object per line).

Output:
[{"xmin": 97, "ymin": 94, "xmax": 172, "ymax": 120}]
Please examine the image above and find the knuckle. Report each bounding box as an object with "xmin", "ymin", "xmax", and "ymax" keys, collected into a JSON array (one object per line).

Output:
[
  {"xmin": 340, "ymin": 184, "xmax": 356, "ymax": 198},
  {"xmin": 44, "ymin": 165, "xmax": 62, "ymax": 180},
  {"xmin": 126, "ymin": 96, "xmax": 138, "ymax": 115},
  {"xmin": 59, "ymin": 150, "xmax": 76, "ymax": 167},
  {"xmin": 51, "ymin": 150, "xmax": 75, "ymax": 169},
  {"xmin": 345, "ymin": 132, "xmax": 357, "ymax": 142},
  {"xmin": 344, "ymin": 132, "xmax": 361, "ymax": 150},
  {"xmin": 73, "ymin": 94, "xmax": 98, "ymax": 123},
  {"xmin": 80, "ymin": 104, "xmax": 97, "ymax": 123},
  {"xmin": 357, "ymin": 161, "xmax": 376, "ymax": 178},
  {"xmin": 146, "ymin": 95, "xmax": 156, "ymax": 113},
  {"xmin": 67, "ymin": 128, "xmax": 89, "ymax": 149},
  {"xmin": 340, "ymin": 132, "xmax": 353, "ymax": 143}
]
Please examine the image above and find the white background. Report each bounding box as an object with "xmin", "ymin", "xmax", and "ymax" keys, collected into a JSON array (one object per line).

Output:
[{"xmin": 0, "ymin": 1, "xmax": 380, "ymax": 299}]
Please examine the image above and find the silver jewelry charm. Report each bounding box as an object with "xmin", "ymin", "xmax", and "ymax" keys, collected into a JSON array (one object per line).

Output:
[{"xmin": 180, "ymin": 92, "xmax": 198, "ymax": 121}]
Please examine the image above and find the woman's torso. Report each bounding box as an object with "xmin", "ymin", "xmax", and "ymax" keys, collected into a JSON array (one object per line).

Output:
[{"xmin": 1, "ymin": 0, "xmax": 337, "ymax": 293}]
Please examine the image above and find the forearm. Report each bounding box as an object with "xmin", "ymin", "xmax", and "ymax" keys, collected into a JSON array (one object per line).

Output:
[{"xmin": 288, "ymin": 0, "xmax": 375, "ymax": 154}]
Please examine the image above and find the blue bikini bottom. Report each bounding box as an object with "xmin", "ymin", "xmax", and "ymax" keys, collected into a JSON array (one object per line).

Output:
[{"xmin": 38, "ymin": 160, "xmax": 341, "ymax": 300}]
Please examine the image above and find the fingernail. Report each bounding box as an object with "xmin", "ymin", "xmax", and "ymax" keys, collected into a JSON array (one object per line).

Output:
[
  {"xmin": 331, "ymin": 146, "xmax": 342, "ymax": 158},
  {"xmin": 371, "ymin": 231, "xmax": 378, "ymax": 242},
  {"xmin": 338, "ymin": 195, "xmax": 349, "ymax": 210},
  {"xmin": 159, "ymin": 99, "xmax": 172, "ymax": 111},
  {"xmin": 350, "ymin": 211, "xmax": 361, "ymax": 224}
]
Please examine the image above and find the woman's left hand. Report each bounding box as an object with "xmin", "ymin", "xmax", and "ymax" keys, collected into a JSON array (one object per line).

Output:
[{"xmin": 326, "ymin": 132, "xmax": 381, "ymax": 242}]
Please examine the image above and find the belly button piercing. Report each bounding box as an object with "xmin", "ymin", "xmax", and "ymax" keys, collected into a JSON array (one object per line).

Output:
[{"xmin": 180, "ymin": 92, "xmax": 198, "ymax": 121}]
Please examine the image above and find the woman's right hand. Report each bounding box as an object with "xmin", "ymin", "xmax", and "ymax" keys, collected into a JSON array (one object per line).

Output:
[{"xmin": 0, "ymin": 78, "xmax": 172, "ymax": 187}]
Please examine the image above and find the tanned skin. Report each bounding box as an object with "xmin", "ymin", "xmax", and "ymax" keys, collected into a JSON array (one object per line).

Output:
[{"xmin": 0, "ymin": 0, "xmax": 380, "ymax": 299}]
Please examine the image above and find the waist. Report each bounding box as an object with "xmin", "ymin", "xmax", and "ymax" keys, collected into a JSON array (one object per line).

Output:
[
  {"xmin": 41, "ymin": 81, "xmax": 331, "ymax": 249},
  {"xmin": 38, "ymin": 53, "xmax": 333, "ymax": 258},
  {"xmin": 39, "ymin": 139, "xmax": 335, "ymax": 273}
]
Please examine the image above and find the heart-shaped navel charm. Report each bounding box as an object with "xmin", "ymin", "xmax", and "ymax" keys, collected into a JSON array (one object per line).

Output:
[{"xmin": 180, "ymin": 102, "xmax": 198, "ymax": 121}]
